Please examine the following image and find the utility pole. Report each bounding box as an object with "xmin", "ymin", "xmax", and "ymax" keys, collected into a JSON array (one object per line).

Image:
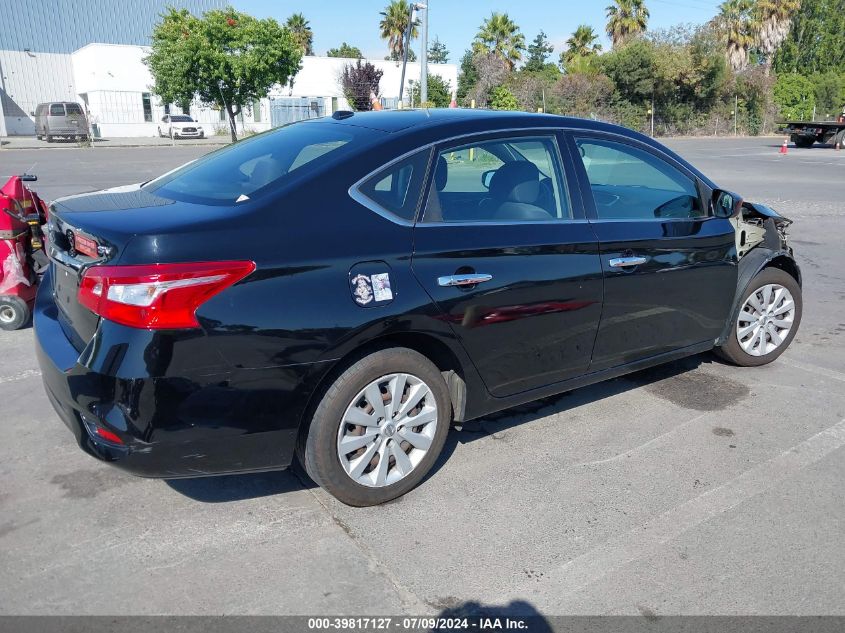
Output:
[
  {"xmin": 734, "ymin": 94, "xmax": 738, "ymax": 136},
  {"xmin": 420, "ymin": 1, "xmax": 428, "ymax": 105}
]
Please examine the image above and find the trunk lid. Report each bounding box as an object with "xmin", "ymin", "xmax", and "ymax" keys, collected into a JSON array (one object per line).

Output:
[{"xmin": 47, "ymin": 184, "xmax": 179, "ymax": 349}]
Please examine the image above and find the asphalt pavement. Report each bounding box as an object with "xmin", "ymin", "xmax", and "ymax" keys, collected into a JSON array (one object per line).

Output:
[{"xmin": 0, "ymin": 136, "xmax": 843, "ymax": 617}]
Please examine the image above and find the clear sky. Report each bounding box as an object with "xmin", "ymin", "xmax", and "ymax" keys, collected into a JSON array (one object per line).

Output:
[{"xmin": 235, "ymin": 0, "xmax": 723, "ymax": 62}]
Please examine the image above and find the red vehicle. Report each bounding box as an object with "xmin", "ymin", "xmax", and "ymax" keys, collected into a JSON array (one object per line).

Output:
[{"xmin": 0, "ymin": 174, "xmax": 48, "ymax": 330}]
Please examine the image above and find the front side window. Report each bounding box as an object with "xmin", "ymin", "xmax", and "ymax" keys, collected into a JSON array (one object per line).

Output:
[
  {"xmin": 421, "ymin": 135, "xmax": 571, "ymax": 223},
  {"xmin": 356, "ymin": 150, "xmax": 430, "ymax": 222},
  {"xmin": 144, "ymin": 122, "xmax": 362, "ymax": 205},
  {"xmin": 575, "ymin": 138, "xmax": 704, "ymax": 220}
]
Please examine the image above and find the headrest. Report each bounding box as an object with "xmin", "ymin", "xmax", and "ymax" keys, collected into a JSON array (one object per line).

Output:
[
  {"xmin": 489, "ymin": 161, "xmax": 540, "ymax": 204},
  {"xmin": 435, "ymin": 156, "xmax": 448, "ymax": 191}
]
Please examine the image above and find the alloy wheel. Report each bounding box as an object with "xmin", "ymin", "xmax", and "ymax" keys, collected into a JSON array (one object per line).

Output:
[
  {"xmin": 337, "ymin": 373, "xmax": 438, "ymax": 488},
  {"xmin": 736, "ymin": 283, "xmax": 795, "ymax": 356}
]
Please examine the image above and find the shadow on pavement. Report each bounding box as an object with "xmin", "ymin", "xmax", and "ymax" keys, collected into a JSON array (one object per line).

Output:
[{"xmin": 165, "ymin": 466, "xmax": 314, "ymax": 502}]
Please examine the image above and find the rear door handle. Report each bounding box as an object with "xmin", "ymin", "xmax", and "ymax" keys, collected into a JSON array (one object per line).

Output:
[
  {"xmin": 608, "ymin": 256, "xmax": 648, "ymax": 268},
  {"xmin": 437, "ymin": 273, "xmax": 493, "ymax": 287}
]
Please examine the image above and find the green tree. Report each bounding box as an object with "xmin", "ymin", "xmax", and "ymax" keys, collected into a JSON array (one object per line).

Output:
[
  {"xmin": 756, "ymin": 0, "xmax": 801, "ymax": 75},
  {"xmin": 145, "ymin": 7, "xmax": 301, "ymax": 142},
  {"xmin": 285, "ymin": 13, "xmax": 313, "ymax": 55},
  {"xmin": 812, "ymin": 72, "xmax": 845, "ymax": 118},
  {"xmin": 562, "ymin": 25, "xmax": 603, "ymax": 68},
  {"xmin": 341, "ymin": 60, "xmax": 384, "ymax": 111},
  {"xmin": 411, "ymin": 73, "xmax": 453, "ymax": 107},
  {"xmin": 428, "ymin": 36, "xmax": 449, "ymax": 63},
  {"xmin": 715, "ymin": 0, "xmax": 758, "ymax": 72},
  {"xmin": 600, "ymin": 39, "xmax": 657, "ymax": 104},
  {"xmin": 774, "ymin": 72, "xmax": 816, "ymax": 119},
  {"xmin": 327, "ymin": 42, "xmax": 363, "ymax": 58},
  {"xmin": 474, "ymin": 12, "xmax": 526, "ymax": 70},
  {"xmin": 606, "ymin": 0, "xmax": 650, "ymax": 48},
  {"xmin": 525, "ymin": 31, "xmax": 554, "ymax": 72},
  {"xmin": 456, "ymin": 49, "xmax": 479, "ymax": 102},
  {"xmin": 380, "ymin": 0, "xmax": 418, "ymax": 61},
  {"xmin": 489, "ymin": 85, "xmax": 520, "ymax": 110},
  {"xmin": 774, "ymin": 0, "xmax": 845, "ymax": 75}
]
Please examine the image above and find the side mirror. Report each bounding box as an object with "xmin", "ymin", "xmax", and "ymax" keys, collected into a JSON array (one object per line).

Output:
[
  {"xmin": 481, "ymin": 170, "xmax": 496, "ymax": 190},
  {"xmin": 712, "ymin": 189, "xmax": 743, "ymax": 219}
]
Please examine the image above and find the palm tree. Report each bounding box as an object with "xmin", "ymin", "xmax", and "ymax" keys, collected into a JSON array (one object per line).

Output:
[
  {"xmin": 715, "ymin": 0, "xmax": 758, "ymax": 72},
  {"xmin": 379, "ymin": 0, "xmax": 418, "ymax": 61},
  {"xmin": 563, "ymin": 25, "xmax": 603, "ymax": 66},
  {"xmin": 605, "ymin": 0, "xmax": 650, "ymax": 48},
  {"xmin": 474, "ymin": 12, "xmax": 526, "ymax": 70},
  {"xmin": 285, "ymin": 13, "xmax": 313, "ymax": 56},
  {"xmin": 756, "ymin": 0, "xmax": 801, "ymax": 75}
]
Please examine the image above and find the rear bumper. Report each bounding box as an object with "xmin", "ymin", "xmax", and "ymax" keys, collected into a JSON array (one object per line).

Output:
[{"xmin": 34, "ymin": 273, "xmax": 308, "ymax": 478}]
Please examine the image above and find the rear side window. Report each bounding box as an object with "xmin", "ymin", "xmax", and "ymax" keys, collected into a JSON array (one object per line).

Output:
[
  {"xmin": 50, "ymin": 104, "xmax": 65, "ymax": 116},
  {"xmin": 355, "ymin": 150, "xmax": 430, "ymax": 222},
  {"xmin": 575, "ymin": 138, "xmax": 704, "ymax": 220},
  {"xmin": 65, "ymin": 103, "xmax": 83, "ymax": 115},
  {"xmin": 144, "ymin": 122, "xmax": 363, "ymax": 206}
]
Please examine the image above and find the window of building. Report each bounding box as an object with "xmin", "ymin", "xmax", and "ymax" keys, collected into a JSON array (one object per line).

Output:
[
  {"xmin": 575, "ymin": 138, "xmax": 704, "ymax": 220},
  {"xmin": 356, "ymin": 150, "xmax": 430, "ymax": 222},
  {"xmin": 142, "ymin": 93, "xmax": 153, "ymax": 123},
  {"xmin": 422, "ymin": 136, "xmax": 570, "ymax": 223},
  {"xmin": 253, "ymin": 99, "xmax": 261, "ymax": 123}
]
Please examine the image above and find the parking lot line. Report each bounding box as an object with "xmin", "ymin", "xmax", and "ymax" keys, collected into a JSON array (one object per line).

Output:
[
  {"xmin": 538, "ymin": 417, "xmax": 845, "ymax": 596},
  {"xmin": 782, "ymin": 359, "xmax": 845, "ymax": 383}
]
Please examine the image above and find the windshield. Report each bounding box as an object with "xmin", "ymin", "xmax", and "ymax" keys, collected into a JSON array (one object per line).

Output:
[
  {"xmin": 143, "ymin": 122, "xmax": 364, "ymax": 206},
  {"xmin": 170, "ymin": 115, "xmax": 193, "ymax": 122}
]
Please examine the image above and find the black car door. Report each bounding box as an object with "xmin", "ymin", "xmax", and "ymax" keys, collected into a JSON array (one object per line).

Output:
[
  {"xmin": 567, "ymin": 132, "xmax": 738, "ymax": 371},
  {"xmin": 411, "ymin": 132, "xmax": 604, "ymax": 398}
]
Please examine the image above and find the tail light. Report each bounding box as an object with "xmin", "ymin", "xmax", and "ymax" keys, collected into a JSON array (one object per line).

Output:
[{"xmin": 78, "ymin": 261, "xmax": 255, "ymax": 330}]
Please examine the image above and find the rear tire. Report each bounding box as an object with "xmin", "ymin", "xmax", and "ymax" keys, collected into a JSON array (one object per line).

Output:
[
  {"xmin": 300, "ymin": 348, "xmax": 452, "ymax": 506},
  {"xmin": 46, "ymin": 134, "xmax": 53, "ymax": 143},
  {"xmin": 0, "ymin": 296, "xmax": 30, "ymax": 331},
  {"xmin": 715, "ymin": 268, "xmax": 802, "ymax": 367}
]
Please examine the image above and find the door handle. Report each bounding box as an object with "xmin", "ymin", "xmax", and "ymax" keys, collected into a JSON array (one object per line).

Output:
[
  {"xmin": 608, "ymin": 256, "xmax": 648, "ymax": 268},
  {"xmin": 437, "ymin": 273, "xmax": 493, "ymax": 287}
]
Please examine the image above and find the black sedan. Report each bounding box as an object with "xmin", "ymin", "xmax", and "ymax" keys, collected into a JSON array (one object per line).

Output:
[{"xmin": 35, "ymin": 109, "xmax": 802, "ymax": 506}]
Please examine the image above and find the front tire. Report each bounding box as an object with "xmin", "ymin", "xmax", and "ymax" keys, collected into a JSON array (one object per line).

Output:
[
  {"xmin": 716, "ymin": 268, "xmax": 802, "ymax": 367},
  {"xmin": 0, "ymin": 296, "xmax": 30, "ymax": 331},
  {"xmin": 300, "ymin": 348, "xmax": 452, "ymax": 506}
]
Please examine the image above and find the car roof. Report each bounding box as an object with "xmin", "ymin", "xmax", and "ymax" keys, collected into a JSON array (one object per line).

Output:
[{"xmin": 322, "ymin": 109, "xmax": 714, "ymax": 187}]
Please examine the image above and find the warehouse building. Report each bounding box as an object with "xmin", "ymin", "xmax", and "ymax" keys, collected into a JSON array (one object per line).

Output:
[{"xmin": 0, "ymin": 0, "xmax": 457, "ymax": 138}]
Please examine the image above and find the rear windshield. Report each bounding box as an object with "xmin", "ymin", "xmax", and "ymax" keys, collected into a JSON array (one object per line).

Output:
[
  {"xmin": 143, "ymin": 122, "xmax": 367, "ymax": 206},
  {"xmin": 65, "ymin": 103, "xmax": 83, "ymax": 115},
  {"xmin": 50, "ymin": 104, "xmax": 65, "ymax": 116},
  {"xmin": 170, "ymin": 115, "xmax": 193, "ymax": 122}
]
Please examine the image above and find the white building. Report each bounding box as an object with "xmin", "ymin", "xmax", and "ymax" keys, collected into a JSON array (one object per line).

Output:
[
  {"xmin": 0, "ymin": 0, "xmax": 458, "ymax": 138},
  {"xmin": 67, "ymin": 44, "xmax": 458, "ymax": 138}
]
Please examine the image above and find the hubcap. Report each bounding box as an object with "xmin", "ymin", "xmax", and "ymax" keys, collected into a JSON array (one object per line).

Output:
[
  {"xmin": 736, "ymin": 283, "xmax": 795, "ymax": 356},
  {"xmin": 0, "ymin": 306, "xmax": 15, "ymax": 324},
  {"xmin": 337, "ymin": 373, "xmax": 438, "ymax": 488}
]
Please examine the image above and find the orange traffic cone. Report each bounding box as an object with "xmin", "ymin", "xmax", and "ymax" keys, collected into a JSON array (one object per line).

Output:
[{"xmin": 779, "ymin": 139, "xmax": 788, "ymax": 155}]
